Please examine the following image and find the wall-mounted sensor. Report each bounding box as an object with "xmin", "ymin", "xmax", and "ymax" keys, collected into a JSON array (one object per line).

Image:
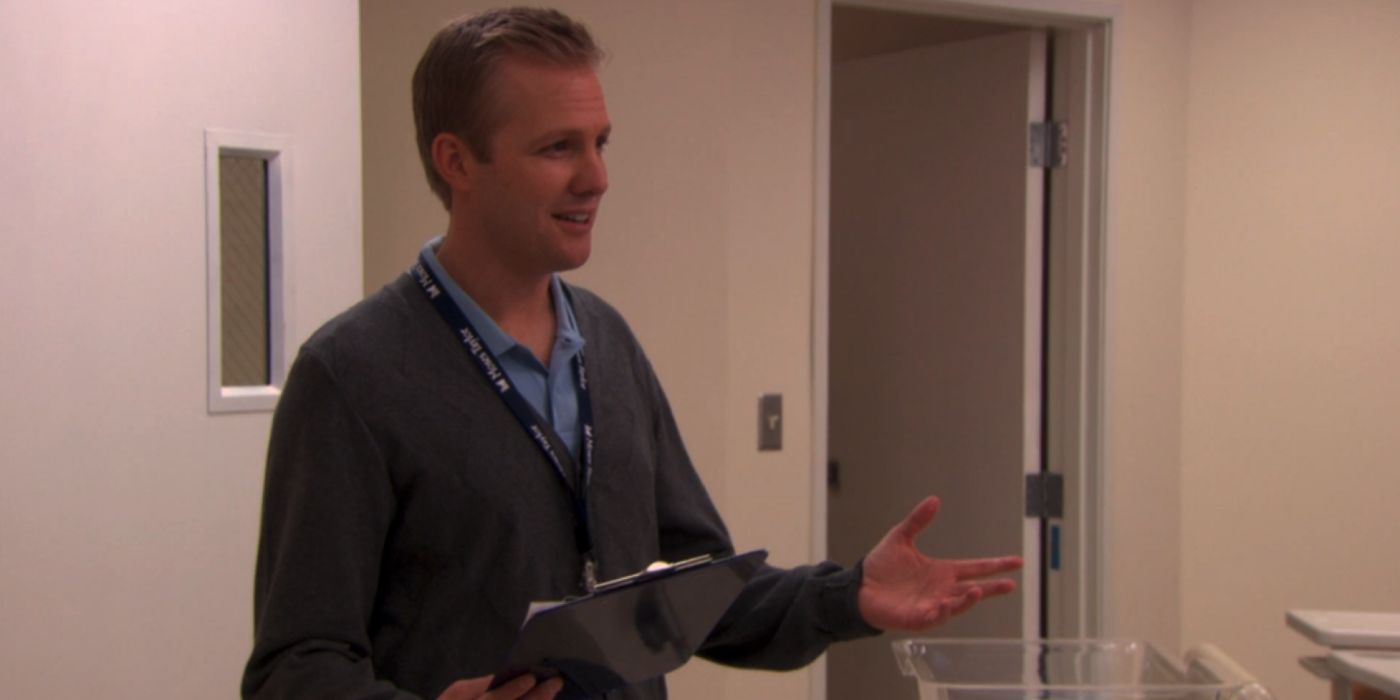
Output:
[{"xmin": 758, "ymin": 393, "xmax": 782, "ymax": 451}]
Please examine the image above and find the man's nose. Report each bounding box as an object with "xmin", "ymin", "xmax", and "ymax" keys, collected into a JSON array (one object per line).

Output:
[{"xmin": 571, "ymin": 148, "xmax": 608, "ymax": 197}]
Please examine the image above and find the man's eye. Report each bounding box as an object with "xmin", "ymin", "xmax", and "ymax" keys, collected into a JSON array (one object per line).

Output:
[
  {"xmin": 596, "ymin": 137, "xmax": 609, "ymax": 152},
  {"xmin": 542, "ymin": 141, "xmax": 571, "ymax": 155}
]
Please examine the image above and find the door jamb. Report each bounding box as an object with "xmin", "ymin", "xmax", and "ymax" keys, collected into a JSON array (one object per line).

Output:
[{"xmin": 812, "ymin": 2, "xmax": 1118, "ymax": 698}]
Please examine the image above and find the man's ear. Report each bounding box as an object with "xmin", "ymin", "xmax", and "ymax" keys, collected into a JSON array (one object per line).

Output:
[{"xmin": 431, "ymin": 132, "xmax": 476, "ymax": 195}]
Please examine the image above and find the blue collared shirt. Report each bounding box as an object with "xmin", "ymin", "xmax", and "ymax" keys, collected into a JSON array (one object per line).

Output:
[{"xmin": 420, "ymin": 237, "xmax": 586, "ymax": 459}]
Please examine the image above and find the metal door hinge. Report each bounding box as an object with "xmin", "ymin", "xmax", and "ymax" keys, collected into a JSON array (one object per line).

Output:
[
  {"xmin": 1025, "ymin": 472, "xmax": 1064, "ymax": 519},
  {"xmin": 1029, "ymin": 121, "xmax": 1069, "ymax": 169}
]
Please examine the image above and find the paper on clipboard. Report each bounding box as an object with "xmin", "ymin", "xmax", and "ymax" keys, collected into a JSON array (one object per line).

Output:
[{"xmin": 490, "ymin": 549, "xmax": 768, "ymax": 699}]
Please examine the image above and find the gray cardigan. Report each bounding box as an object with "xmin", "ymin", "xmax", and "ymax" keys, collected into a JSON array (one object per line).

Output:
[{"xmin": 242, "ymin": 274, "xmax": 876, "ymax": 699}]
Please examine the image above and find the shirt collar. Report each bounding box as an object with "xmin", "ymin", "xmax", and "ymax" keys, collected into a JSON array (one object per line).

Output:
[
  {"xmin": 420, "ymin": 236, "xmax": 584, "ymax": 361},
  {"xmin": 550, "ymin": 274, "xmax": 585, "ymax": 358}
]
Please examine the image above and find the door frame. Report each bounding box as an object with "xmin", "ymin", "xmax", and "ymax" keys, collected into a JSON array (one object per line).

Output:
[{"xmin": 811, "ymin": 1, "xmax": 1118, "ymax": 697}]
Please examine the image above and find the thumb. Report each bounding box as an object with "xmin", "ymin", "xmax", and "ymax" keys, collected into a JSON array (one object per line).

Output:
[{"xmin": 890, "ymin": 496, "xmax": 940, "ymax": 545}]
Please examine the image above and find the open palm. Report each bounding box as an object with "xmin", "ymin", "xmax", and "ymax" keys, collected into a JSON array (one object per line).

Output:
[{"xmin": 858, "ymin": 496, "xmax": 1023, "ymax": 631}]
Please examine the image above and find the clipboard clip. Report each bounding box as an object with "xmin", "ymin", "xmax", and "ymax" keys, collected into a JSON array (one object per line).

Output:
[{"xmin": 591, "ymin": 554, "xmax": 715, "ymax": 594}]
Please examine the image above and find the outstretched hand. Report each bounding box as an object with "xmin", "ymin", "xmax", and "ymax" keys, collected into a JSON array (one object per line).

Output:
[{"xmin": 858, "ymin": 496, "xmax": 1023, "ymax": 631}]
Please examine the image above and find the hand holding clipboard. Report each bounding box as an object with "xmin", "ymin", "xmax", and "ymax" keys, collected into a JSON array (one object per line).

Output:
[{"xmin": 489, "ymin": 550, "xmax": 768, "ymax": 699}]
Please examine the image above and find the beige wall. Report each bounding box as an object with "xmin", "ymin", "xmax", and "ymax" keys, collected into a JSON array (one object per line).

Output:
[
  {"xmin": 1101, "ymin": 0, "xmax": 1192, "ymax": 654},
  {"xmin": 0, "ymin": 1, "xmax": 363, "ymax": 697},
  {"xmin": 1092, "ymin": 6, "xmax": 1400, "ymax": 697},
  {"xmin": 1179, "ymin": 1, "xmax": 1400, "ymax": 697}
]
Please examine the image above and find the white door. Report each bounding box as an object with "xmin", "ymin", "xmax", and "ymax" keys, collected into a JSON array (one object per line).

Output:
[{"xmin": 826, "ymin": 29, "xmax": 1047, "ymax": 700}]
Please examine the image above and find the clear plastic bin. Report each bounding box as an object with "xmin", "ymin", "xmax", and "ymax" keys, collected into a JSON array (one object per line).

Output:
[{"xmin": 893, "ymin": 639, "xmax": 1274, "ymax": 699}]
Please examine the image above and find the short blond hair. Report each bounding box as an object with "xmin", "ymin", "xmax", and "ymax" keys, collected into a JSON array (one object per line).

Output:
[{"xmin": 412, "ymin": 7, "xmax": 603, "ymax": 209}]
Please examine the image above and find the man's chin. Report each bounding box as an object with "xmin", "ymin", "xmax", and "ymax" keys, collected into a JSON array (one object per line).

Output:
[{"xmin": 554, "ymin": 246, "xmax": 592, "ymax": 273}]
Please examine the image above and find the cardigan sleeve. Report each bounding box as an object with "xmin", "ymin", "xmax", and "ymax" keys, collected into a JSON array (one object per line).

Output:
[
  {"xmin": 698, "ymin": 560, "xmax": 881, "ymax": 669},
  {"xmin": 241, "ymin": 350, "xmax": 416, "ymax": 700}
]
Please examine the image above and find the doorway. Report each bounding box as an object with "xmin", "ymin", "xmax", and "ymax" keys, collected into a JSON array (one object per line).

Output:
[{"xmin": 815, "ymin": 2, "xmax": 1113, "ymax": 699}]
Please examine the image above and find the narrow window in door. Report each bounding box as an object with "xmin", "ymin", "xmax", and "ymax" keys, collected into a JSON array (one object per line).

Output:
[
  {"xmin": 204, "ymin": 130, "xmax": 290, "ymax": 413},
  {"xmin": 219, "ymin": 154, "xmax": 270, "ymax": 387}
]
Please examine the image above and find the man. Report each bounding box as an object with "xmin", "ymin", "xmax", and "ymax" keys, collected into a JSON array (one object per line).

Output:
[{"xmin": 242, "ymin": 8, "xmax": 1021, "ymax": 700}]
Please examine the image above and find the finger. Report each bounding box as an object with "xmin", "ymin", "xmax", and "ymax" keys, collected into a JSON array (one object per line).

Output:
[
  {"xmin": 522, "ymin": 677, "xmax": 564, "ymax": 700},
  {"xmin": 951, "ymin": 555, "xmax": 1024, "ymax": 579},
  {"xmin": 958, "ymin": 578, "xmax": 1017, "ymax": 599},
  {"xmin": 437, "ymin": 677, "xmax": 492, "ymax": 700},
  {"xmin": 890, "ymin": 496, "xmax": 941, "ymax": 545},
  {"xmin": 488, "ymin": 674, "xmax": 539, "ymax": 699},
  {"xmin": 916, "ymin": 596, "xmax": 958, "ymax": 628},
  {"xmin": 933, "ymin": 579, "xmax": 1014, "ymax": 616},
  {"xmin": 948, "ymin": 588, "xmax": 983, "ymax": 617}
]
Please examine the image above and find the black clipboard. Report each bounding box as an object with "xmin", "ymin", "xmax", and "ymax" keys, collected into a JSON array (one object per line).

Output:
[{"xmin": 490, "ymin": 549, "xmax": 768, "ymax": 699}]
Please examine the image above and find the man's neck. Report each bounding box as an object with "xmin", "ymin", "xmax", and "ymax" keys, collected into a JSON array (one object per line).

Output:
[{"xmin": 436, "ymin": 232, "xmax": 557, "ymax": 365}]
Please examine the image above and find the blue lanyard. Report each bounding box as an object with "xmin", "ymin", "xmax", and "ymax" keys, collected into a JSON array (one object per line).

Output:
[{"xmin": 411, "ymin": 256, "xmax": 599, "ymax": 592}]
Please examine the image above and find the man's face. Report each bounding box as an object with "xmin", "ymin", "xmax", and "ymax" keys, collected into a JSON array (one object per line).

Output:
[{"xmin": 459, "ymin": 57, "xmax": 610, "ymax": 278}]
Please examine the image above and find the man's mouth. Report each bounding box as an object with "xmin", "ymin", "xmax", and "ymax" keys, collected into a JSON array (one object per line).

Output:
[{"xmin": 554, "ymin": 212, "xmax": 592, "ymax": 224}]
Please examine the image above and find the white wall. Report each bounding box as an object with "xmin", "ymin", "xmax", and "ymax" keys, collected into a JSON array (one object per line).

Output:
[
  {"xmin": 0, "ymin": 2, "xmax": 362, "ymax": 696},
  {"xmin": 1179, "ymin": 1, "xmax": 1400, "ymax": 697}
]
